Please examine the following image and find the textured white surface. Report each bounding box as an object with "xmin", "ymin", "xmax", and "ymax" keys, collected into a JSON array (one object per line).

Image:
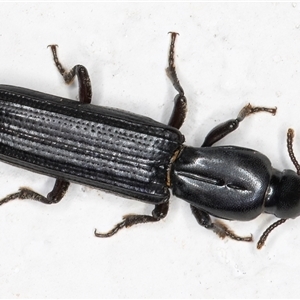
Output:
[{"xmin": 0, "ymin": 2, "xmax": 300, "ymax": 298}]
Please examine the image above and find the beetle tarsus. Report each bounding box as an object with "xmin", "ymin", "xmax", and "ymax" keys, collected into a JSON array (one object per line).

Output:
[
  {"xmin": 94, "ymin": 214, "xmax": 158, "ymax": 237},
  {"xmin": 95, "ymin": 201, "xmax": 169, "ymax": 237},
  {"xmin": 0, "ymin": 187, "xmax": 50, "ymax": 205},
  {"xmin": 213, "ymin": 220, "xmax": 253, "ymax": 242},
  {"xmin": 166, "ymin": 32, "xmax": 183, "ymax": 95},
  {"xmin": 237, "ymin": 103, "xmax": 277, "ymax": 121},
  {"xmin": 0, "ymin": 181, "xmax": 70, "ymax": 206}
]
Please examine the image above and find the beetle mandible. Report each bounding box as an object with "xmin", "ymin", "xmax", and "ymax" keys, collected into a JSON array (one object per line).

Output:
[{"xmin": 0, "ymin": 33, "xmax": 299, "ymax": 249}]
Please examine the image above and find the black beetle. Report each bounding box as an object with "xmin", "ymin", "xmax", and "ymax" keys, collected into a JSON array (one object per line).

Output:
[{"xmin": 0, "ymin": 33, "xmax": 298, "ymax": 249}]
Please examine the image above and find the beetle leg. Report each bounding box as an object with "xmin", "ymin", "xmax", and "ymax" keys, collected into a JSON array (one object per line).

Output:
[
  {"xmin": 0, "ymin": 179, "xmax": 70, "ymax": 205},
  {"xmin": 94, "ymin": 200, "xmax": 169, "ymax": 237},
  {"xmin": 166, "ymin": 32, "xmax": 187, "ymax": 130},
  {"xmin": 202, "ymin": 104, "xmax": 277, "ymax": 147},
  {"xmin": 190, "ymin": 205, "xmax": 253, "ymax": 242},
  {"xmin": 48, "ymin": 44, "xmax": 92, "ymax": 104},
  {"xmin": 168, "ymin": 95, "xmax": 187, "ymax": 129}
]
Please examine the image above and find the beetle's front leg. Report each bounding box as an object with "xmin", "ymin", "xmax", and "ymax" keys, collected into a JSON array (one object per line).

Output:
[
  {"xmin": 190, "ymin": 205, "xmax": 253, "ymax": 242},
  {"xmin": 94, "ymin": 200, "xmax": 169, "ymax": 237},
  {"xmin": 202, "ymin": 104, "xmax": 277, "ymax": 147}
]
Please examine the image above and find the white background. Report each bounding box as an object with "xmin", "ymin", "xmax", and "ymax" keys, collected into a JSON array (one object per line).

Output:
[{"xmin": 0, "ymin": 2, "xmax": 300, "ymax": 298}]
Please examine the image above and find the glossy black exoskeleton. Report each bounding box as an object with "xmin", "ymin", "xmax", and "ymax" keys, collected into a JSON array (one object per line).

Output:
[{"xmin": 0, "ymin": 33, "xmax": 299, "ymax": 249}]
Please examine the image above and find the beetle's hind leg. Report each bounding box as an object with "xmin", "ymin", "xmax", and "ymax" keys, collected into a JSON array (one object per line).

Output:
[
  {"xmin": 191, "ymin": 205, "xmax": 253, "ymax": 242},
  {"xmin": 48, "ymin": 45, "xmax": 92, "ymax": 104},
  {"xmin": 94, "ymin": 200, "xmax": 169, "ymax": 237}
]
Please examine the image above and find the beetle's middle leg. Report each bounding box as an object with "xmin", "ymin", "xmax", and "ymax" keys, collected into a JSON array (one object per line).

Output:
[
  {"xmin": 202, "ymin": 104, "xmax": 277, "ymax": 147},
  {"xmin": 94, "ymin": 198, "xmax": 169, "ymax": 237},
  {"xmin": 94, "ymin": 34, "xmax": 184, "ymax": 238},
  {"xmin": 92, "ymin": 32, "xmax": 187, "ymax": 238}
]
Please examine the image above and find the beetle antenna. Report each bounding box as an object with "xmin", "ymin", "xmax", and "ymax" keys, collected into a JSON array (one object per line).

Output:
[
  {"xmin": 257, "ymin": 219, "xmax": 287, "ymax": 249},
  {"xmin": 287, "ymin": 128, "xmax": 300, "ymax": 175}
]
